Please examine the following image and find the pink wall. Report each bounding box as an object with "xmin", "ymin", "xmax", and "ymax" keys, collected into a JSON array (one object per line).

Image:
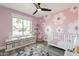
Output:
[
  {"xmin": 0, "ymin": 6, "xmax": 40, "ymax": 47},
  {"xmin": 38, "ymin": 6, "xmax": 79, "ymax": 43},
  {"xmin": 0, "ymin": 7, "xmax": 12, "ymax": 47}
]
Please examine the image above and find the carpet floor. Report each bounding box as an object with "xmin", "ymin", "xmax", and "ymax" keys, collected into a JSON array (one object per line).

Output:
[{"xmin": 10, "ymin": 42, "xmax": 65, "ymax": 56}]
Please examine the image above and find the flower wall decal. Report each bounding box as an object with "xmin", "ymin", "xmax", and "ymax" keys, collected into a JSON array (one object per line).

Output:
[
  {"xmin": 73, "ymin": 6, "xmax": 77, "ymax": 10},
  {"xmin": 68, "ymin": 19, "xmax": 79, "ymax": 34},
  {"xmin": 75, "ymin": 26, "xmax": 78, "ymax": 30},
  {"xmin": 70, "ymin": 6, "xmax": 78, "ymax": 13},
  {"xmin": 53, "ymin": 13, "xmax": 66, "ymax": 25},
  {"xmin": 44, "ymin": 26, "xmax": 52, "ymax": 35},
  {"xmin": 57, "ymin": 17, "xmax": 61, "ymax": 20},
  {"xmin": 56, "ymin": 27, "xmax": 63, "ymax": 33}
]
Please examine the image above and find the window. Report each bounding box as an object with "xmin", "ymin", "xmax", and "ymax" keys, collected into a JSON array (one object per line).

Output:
[{"xmin": 12, "ymin": 17, "xmax": 32, "ymax": 37}]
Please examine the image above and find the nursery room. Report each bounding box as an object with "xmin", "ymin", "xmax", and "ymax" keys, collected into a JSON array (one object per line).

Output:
[{"xmin": 0, "ymin": 3, "xmax": 79, "ymax": 56}]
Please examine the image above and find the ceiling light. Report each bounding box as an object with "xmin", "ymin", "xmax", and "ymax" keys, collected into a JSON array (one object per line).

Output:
[{"xmin": 37, "ymin": 9, "xmax": 41, "ymax": 11}]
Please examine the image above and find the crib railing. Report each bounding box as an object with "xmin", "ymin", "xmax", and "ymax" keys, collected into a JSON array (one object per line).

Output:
[{"xmin": 48, "ymin": 33, "xmax": 79, "ymax": 50}]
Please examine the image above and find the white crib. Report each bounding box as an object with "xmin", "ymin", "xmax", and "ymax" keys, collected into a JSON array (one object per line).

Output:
[{"xmin": 47, "ymin": 33, "xmax": 79, "ymax": 50}]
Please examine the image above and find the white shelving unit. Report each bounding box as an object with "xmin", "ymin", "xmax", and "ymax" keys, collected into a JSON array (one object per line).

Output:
[{"xmin": 5, "ymin": 36, "xmax": 36, "ymax": 52}]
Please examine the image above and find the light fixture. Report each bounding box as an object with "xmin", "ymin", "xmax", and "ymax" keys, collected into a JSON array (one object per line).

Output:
[{"xmin": 37, "ymin": 8, "xmax": 41, "ymax": 11}]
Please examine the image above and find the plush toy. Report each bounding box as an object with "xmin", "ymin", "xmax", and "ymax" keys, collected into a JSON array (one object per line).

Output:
[{"xmin": 74, "ymin": 46, "xmax": 79, "ymax": 55}]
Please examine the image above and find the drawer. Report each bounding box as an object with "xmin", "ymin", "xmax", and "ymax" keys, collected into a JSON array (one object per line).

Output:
[
  {"xmin": 14, "ymin": 42, "xmax": 20, "ymax": 47},
  {"xmin": 6, "ymin": 44, "xmax": 13, "ymax": 49}
]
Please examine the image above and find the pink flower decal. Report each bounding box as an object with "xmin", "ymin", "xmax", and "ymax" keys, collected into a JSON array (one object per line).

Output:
[
  {"xmin": 56, "ymin": 27, "xmax": 63, "ymax": 33},
  {"xmin": 53, "ymin": 13, "xmax": 66, "ymax": 25},
  {"xmin": 70, "ymin": 6, "xmax": 78, "ymax": 13}
]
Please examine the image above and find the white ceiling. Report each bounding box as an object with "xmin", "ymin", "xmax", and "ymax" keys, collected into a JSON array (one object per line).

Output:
[{"xmin": 0, "ymin": 3, "xmax": 79, "ymax": 17}]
